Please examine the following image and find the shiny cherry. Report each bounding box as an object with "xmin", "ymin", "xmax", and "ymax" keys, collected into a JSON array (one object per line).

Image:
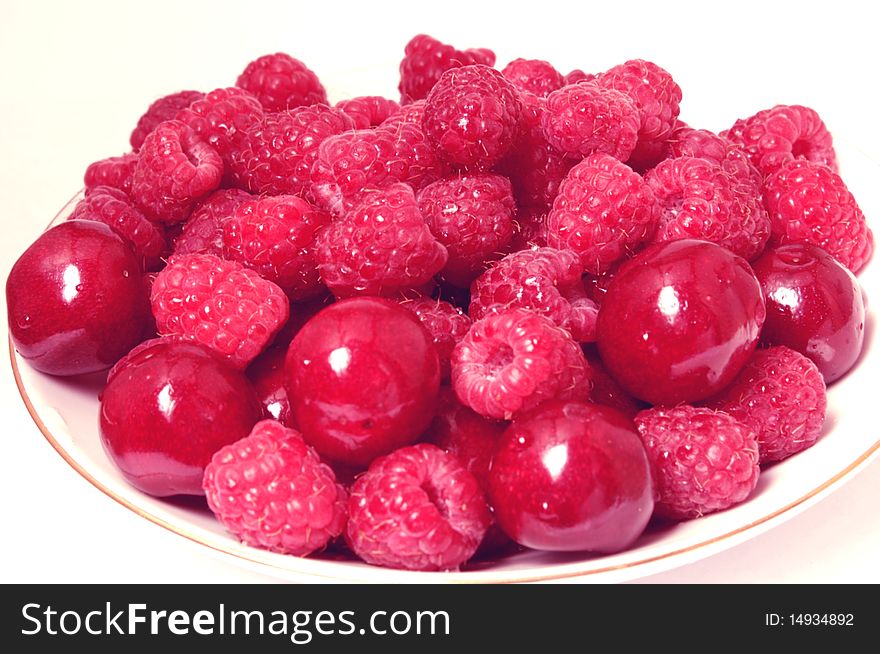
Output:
[
  {"xmin": 488, "ymin": 400, "xmax": 653, "ymax": 553},
  {"xmin": 246, "ymin": 345, "xmax": 293, "ymax": 426},
  {"xmin": 596, "ymin": 239, "xmax": 765, "ymax": 405},
  {"xmin": 753, "ymin": 243, "xmax": 866, "ymax": 383},
  {"xmin": 100, "ymin": 337, "xmax": 263, "ymax": 496},
  {"xmin": 6, "ymin": 220, "xmax": 149, "ymax": 375},
  {"xmin": 285, "ymin": 297, "xmax": 441, "ymax": 467}
]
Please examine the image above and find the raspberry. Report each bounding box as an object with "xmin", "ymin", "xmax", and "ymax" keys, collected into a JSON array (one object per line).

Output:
[
  {"xmin": 203, "ymin": 419, "xmax": 347, "ymax": 556},
  {"xmin": 594, "ymin": 59, "xmax": 682, "ymax": 169},
  {"xmin": 645, "ymin": 156, "xmax": 771, "ymax": 261},
  {"xmin": 706, "ymin": 346, "xmax": 827, "ymax": 463},
  {"xmin": 235, "ymin": 53, "xmax": 326, "ymax": 112},
  {"xmin": 469, "ymin": 247, "xmax": 597, "ymax": 342},
  {"xmin": 174, "ymin": 87, "xmax": 264, "ymax": 162},
  {"xmin": 496, "ymin": 92, "xmax": 577, "ymax": 211},
  {"xmin": 223, "ymin": 195, "xmax": 330, "ymax": 300},
  {"xmin": 130, "ymin": 120, "xmax": 223, "ymax": 224},
  {"xmin": 763, "ymin": 159, "xmax": 873, "ymax": 273},
  {"xmin": 424, "ymin": 64, "xmax": 522, "ymax": 171},
  {"xmin": 400, "ymin": 297, "xmax": 472, "ymax": 380},
  {"xmin": 84, "ymin": 153, "xmax": 137, "ymax": 195},
  {"xmin": 172, "ymin": 188, "xmax": 253, "ymax": 257},
  {"xmin": 70, "ymin": 186, "xmax": 166, "ymax": 270},
  {"xmin": 398, "ymin": 34, "xmax": 496, "ymax": 104},
  {"xmin": 564, "ymin": 69, "xmax": 593, "ymax": 85},
  {"xmin": 451, "ymin": 307, "xmax": 591, "ymax": 420},
  {"xmin": 634, "ymin": 406, "xmax": 760, "ymax": 521},
  {"xmin": 130, "ymin": 90, "xmax": 204, "ymax": 151},
  {"xmin": 666, "ymin": 123, "xmax": 763, "ymax": 189},
  {"xmin": 151, "ymin": 253, "xmax": 289, "ymax": 369},
  {"xmin": 335, "ymin": 96, "xmax": 401, "ymax": 129},
  {"xmin": 416, "ymin": 173, "xmax": 517, "ymax": 287},
  {"xmin": 315, "ymin": 183, "xmax": 447, "ymax": 298},
  {"xmin": 379, "ymin": 99, "xmax": 426, "ymax": 128},
  {"xmin": 501, "ymin": 58, "xmax": 565, "ymax": 97},
  {"xmin": 228, "ymin": 105, "xmax": 355, "ymax": 196},
  {"xmin": 721, "ymin": 104, "xmax": 836, "ymax": 177},
  {"xmin": 546, "ymin": 153, "xmax": 660, "ymax": 275},
  {"xmin": 346, "ymin": 443, "xmax": 491, "ymax": 570},
  {"xmin": 509, "ymin": 207, "xmax": 551, "ymax": 251},
  {"xmin": 309, "ymin": 121, "xmax": 442, "ymax": 217},
  {"xmin": 542, "ymin": 82, "xmax": 640, "ymax": 161}
]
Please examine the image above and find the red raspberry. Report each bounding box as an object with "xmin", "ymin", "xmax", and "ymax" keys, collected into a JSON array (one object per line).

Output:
[
  {"xmin": 131, "ymin": 120, "xmax": 223, "ymax": 224},
  {"xmin": 70, "ymin": 186, "xmax": 166, "ymax": 270},
  {"xmin": 400, "ymin": 297, "xmax": 472, "ymax": 380},
  {"xmin": 398, "ymin": 34, "xmax": 496, "ymax": 104},
  {"xmin": 451, "ymin": 307, "xmax": 591, "ymax": 420},
  {"xmin": 203, "ymin": 419, "xmax": 347, "ymax": 556},
  {"xmin": 666, "ymin": 123, "xmax": 763, "ymax": 189},
  {"xmin": 235, "ymin": 52, "xmax": 326, "ymax": 112},
  {"xmin": 151, "ymin": 253, "xmax": 289, "ymax": 369},
  {"xmin": 174, "ymin": 87, "xmax": 264, "ymax": 162},
  {"xmin": 172, "ymin": 188, "xmax": 253, "ymax": 258},
  {"xmin": 416, "ymin": 173, "xmax": 517, "ymax": 287},
  {"xmin": 335, "ymin": 96, "xmax": 401, "ymax": 129},
  {"xmin": 379, "ymin": 99, "xmax": 426, "ymax": 128},
  {"xmin": 84, "ymin": 153, "xmax": 137, "ymax": 195},
  {"xmin": 634, "ymin": 406, "xmax": 760, "ymax": 521},
  {"xmin": 496, "ymin": 92, "xmax": 577, "ymax": 211},
  {"xmin": 469, "ymin": 247, "xmax": 597, "ymax": 342},
  {"xmin": 564, "ymin": 69, "xmax": 593, "ymax": 84},
  {"xmin": 706, "ymin": 346, "xmax": 827, "ymax": 464},
  {"xmin": 424, "ymin": 64, "xmax": 522, "ymax": 171},
  {"xmin": 542, "ymin": 81, "xmax": 640, "ymax": 161},
  {"xmin": 501, "ymin": 58, "xmax": 565, "ymax": 97},
  {"xmin": 228, "ymin": 105, "xmax": 355, "ymax": 196},
  {"xmin": 762, "ymin": 159, "xmax": 873, "ymax": 273},
  {"xmin": 223, "ymin": 195, "xmax": 330, "ymax": 300},
  {"xmin": 546, "ymin": 153, "xmax": 660, "ymax": 275},
  {"xmin": 646, "ymin": 156, "xmax": 771, "ymax": 261},
  {"xmin": 315, "ymin": 183, "xmax": 448, "ymax": 298},
  {"xmin": 594, "ymin": 59, "xmax": 682, "ymax": 169},
  {"xmin": 346, "ymin": 443, "xmax": 491, "ymax": 570},
  {"xmin": 130, "ymin": 90, "xmax": 204, "ymax": 151},
  {"xmin": 721, "ymin": 104, "xmax": 836, "ymax": 176},
  {"xmin": 309, "ymin": 122, "xmax": 442, "ymax": 217},
  {"xmin": 509, "ymin": 207, "xmax": 551, "ymax": 251}
]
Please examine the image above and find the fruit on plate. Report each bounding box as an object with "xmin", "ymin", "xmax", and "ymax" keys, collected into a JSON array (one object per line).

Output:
[{"xmin": 7, "ymin": 220, "xmax": 149, "ymax": 376}]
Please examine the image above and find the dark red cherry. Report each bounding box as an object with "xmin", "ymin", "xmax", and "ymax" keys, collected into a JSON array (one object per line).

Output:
[
  {"xmin": 99, "ymin": 337, "xmax": 263, "ymax": 496},
  {"xmin": 488, "ymin": 400, "xmax": 653, "ymax": 553},
  {"xmin": 596, "ymin": 239, "xmax": 765, "ymax": 405},
  {"xmin": 6, "ymin": 220, "xmax": 149, "ymax": 375},
  {"xmin": 246, "ymin": 345, "xmax": 293, "ymax": 426},
  {"xmin": 285, "ymin": 297, "xmax": 441, "ymax": 467},
  {"xmin": 753, "ymin": 243, "xmax": 865, "ymax": 383}
]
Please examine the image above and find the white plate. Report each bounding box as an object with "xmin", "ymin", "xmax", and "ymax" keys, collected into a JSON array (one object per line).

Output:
[{"xmin": 9, "ymin": 140, "xmax": 879, "ymax": 584}]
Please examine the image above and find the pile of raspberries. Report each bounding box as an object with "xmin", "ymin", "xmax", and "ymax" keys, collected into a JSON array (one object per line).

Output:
[{"xmin": 76, "ymin": 34, "xmax": 871, "ymax": 572}]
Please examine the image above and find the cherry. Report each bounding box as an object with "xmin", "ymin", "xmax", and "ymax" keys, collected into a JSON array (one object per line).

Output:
[
  {"xmin": 6, "ymin": 220, "xmax": 149, "ymax": 376},
  {"xmin": 488, "ymin": 400, "xmax": 653, "ymax": 553},
  {"xmin": 246, "ymin": 345, "xmax": 293, "ymax": 426},
  {"xmin": 752, "ymin": 243, "xmax": 866, "ymax": 383},
  {"xmin": 285, "ymin": 297, "xmax": 441, "ymax": 467},
  {"xmin": 596, "ymin": 239, "xmax": 765, "ymax": 405},
  {"xmin": 99, "ymin": 338, "xmax": 263, "ymax": 497}
]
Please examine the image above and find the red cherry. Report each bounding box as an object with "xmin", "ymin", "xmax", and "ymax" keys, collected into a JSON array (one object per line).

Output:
[
  {"xmin": 99, "ymin": 338, "xmax": 263, "ymax": 496},
  {"xmin": 246, "ymin": 345, "xmax": 293, "ymax": 426},
  {"xmin": 285, "ymin": 297, "xmax": 441, "ymax": 467},
  {"xmin": 752, "ymin": 243, "xmax": 866, "ymax": 383},
  {"xmin": 488, "ymin": 400, "xmax": 653, "ymax": 553},
  {"xmin": 6, "ymin": 220, "xmax": 149, "ymax": 376},
  {"xmin": 596, "ymin": 239, "xmax": 765, "ymax": 405}
]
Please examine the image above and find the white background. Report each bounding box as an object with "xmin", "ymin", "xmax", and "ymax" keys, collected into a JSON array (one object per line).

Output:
[{"xmin": 1, "ymin": 0, "xmax": 878, "ymax": 583}]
